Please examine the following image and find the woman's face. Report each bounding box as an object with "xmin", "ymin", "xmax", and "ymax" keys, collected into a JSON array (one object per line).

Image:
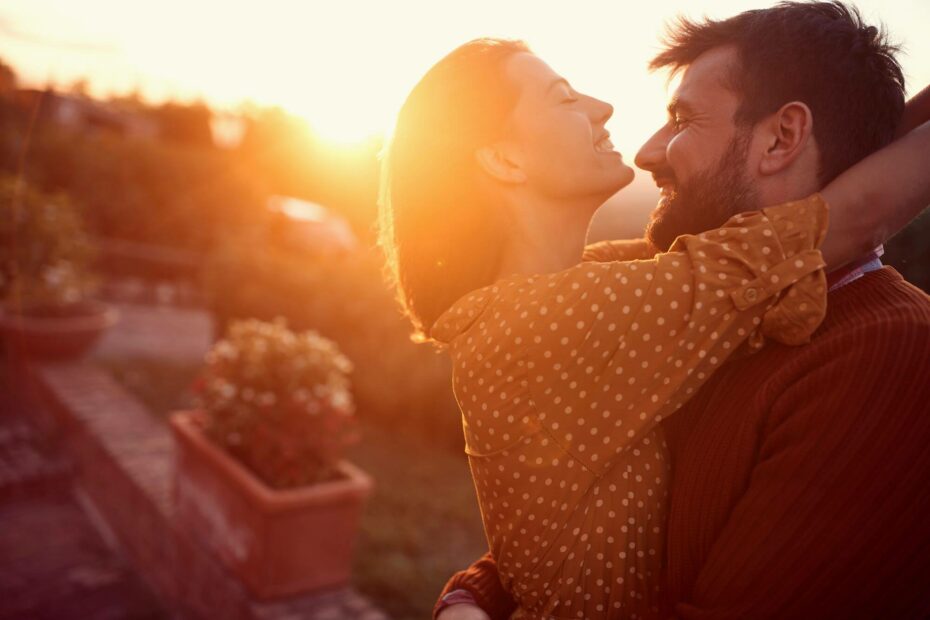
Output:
[{"xmin": 501, "ymin": 52, "xmax": 634, "ymax": 202}]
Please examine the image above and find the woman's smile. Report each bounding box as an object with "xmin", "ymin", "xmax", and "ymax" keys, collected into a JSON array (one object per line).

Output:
[{"xmin": 594, "ymin": 132, "xmax": 619, "ymax": 154}]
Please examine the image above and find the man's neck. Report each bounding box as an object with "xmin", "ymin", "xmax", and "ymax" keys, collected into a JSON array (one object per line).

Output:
[
  {"xmin": 754, "ymin": 150, "xmax": 822, "ymax": 210},
  {"xmin": 755, "ymin": 178, "xmax": 884, "ymax": 291}
]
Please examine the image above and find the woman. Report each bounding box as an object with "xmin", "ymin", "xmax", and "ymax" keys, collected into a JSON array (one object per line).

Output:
[{"xmin": 377, "ymin": 39, "xmax": 930, "ymax": 618}]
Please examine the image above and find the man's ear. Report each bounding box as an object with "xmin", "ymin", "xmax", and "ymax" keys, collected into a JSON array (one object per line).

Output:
[
  {"xmin": 758, "ymin": 101, "xmax": 814, "ymax": 176},
  {"xmin": 475, "ymin": 143, "xmax": 527, "ymax": 184}
]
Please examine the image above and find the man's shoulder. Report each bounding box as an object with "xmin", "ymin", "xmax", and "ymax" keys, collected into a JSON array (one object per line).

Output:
[
  {"xmin": 841, "ymin": 265, "xmax": 930, "ymax": 307},
  {"xmin": 818, "ymin": 266, "xmax": 930, "ymax": 340},
  {"xmin": 664, "ymin": 269, "xmax": 930, "ymax": 460},
  {"xmin": 694, "ymin": 268, "xmax": 929, "ymax": 397},
  {"xmin": 738, "ymin": 267, "xmax": 930, "ymax": 404}
]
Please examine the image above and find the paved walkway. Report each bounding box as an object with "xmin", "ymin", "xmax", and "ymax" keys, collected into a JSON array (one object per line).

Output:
[
  {"xmin": 0, "ymin": 493, "xmax": 168, "ymax": 620},
  {"xmin": 1, "ymin": 297, "xmax": 391, "ymax": 619},
  {"xmin": 0, "ymin": 374, "xmax": 168, "ymax": 619},
  {"xmin": 91, "ymin": 302, "xmax": 214, "ymax": 364}
]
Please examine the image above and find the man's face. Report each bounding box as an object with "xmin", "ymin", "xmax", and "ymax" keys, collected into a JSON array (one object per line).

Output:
[{"xmin": 635, "ymin": 46, "xmax": 760, "ymax": 250}]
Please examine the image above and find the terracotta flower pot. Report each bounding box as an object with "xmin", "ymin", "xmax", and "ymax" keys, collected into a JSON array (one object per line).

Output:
[
  {"xmin": 0, "ymin": 299, "xmax": 119, "ymax": 360},
  {"xmin": 169, "ymin": 410, "xmax": 373, "ymax": 599}
]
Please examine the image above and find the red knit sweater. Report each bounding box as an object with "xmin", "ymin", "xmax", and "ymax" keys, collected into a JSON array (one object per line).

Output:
[{"xmin": 437, "ymin": 267, "xmax": 930, "ymax": 619}]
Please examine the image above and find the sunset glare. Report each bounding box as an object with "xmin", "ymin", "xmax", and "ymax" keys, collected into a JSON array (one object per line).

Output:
[
  {"xmin": 2, "ymin": 3, "xmax": 930, "ymax": 619},
  {"xmin": 3, "ymin": 0, "xmax": 929, "ymax": 151}
]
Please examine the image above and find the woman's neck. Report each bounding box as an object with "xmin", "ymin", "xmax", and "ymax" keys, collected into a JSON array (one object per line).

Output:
[{"xmin": 495, "ymin": 198, "xmax": 595, "ymax": 280}]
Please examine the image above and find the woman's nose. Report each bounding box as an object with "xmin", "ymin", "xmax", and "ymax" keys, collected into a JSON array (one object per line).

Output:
[
  {"xmin": 584, "ymin": 95, "xmax": 614, "ymax": 126},
  {"xmin": 635, "ymin": 126, "xmax": 669, "ymax": 172}
]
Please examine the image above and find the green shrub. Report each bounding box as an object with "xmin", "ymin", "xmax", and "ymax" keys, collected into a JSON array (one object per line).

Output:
[
  {"xmin": 203, "ymin": 238, "xmax": 463, "ymax": 448},
  {"xmin": 0, "ymin": 175, "xmax": 99, "ymax": 310},
  {"xmin": 19, "ymin": 127, "xmax": 270, "ymax": 251}
]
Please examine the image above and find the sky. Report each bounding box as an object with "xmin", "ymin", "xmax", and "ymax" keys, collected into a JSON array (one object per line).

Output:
[{"xmin": 2, "ymin": 0, "xmax": 929, "ymax": 156}]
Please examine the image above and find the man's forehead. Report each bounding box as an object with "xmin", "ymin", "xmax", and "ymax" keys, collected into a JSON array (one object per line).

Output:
[{"xmin": 671, "ymin": 46, "xmax": 739, "ymax": 109}]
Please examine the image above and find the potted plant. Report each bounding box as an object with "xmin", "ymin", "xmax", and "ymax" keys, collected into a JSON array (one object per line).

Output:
[
  {"xmin": 170, "ymin": 317, "xmax": 372, "ymax": 599},
  {"xmin": 0, "ymin": 176, "xmax": 118, "ymax": 360}
]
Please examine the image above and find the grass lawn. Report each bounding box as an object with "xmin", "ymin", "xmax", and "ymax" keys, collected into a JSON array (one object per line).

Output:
[
  {"xmin": 347, "ymin": 421, "xmax": 487, "ymax": 619},
  {"xmin": 100, "ymin": 356, "xmax": 488, "ymax": 619}
]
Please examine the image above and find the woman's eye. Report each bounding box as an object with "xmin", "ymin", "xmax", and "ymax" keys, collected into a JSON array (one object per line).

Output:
[{"xmin": 557, "ymin": 87, "xmax": 578, "ymax": 104}]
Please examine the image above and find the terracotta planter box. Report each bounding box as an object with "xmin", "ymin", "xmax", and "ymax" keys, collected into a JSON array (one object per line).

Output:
[
  {"xmin": 169, "ymin": 410, "xmax": 372, "ymax": 599},
  {"xmin": 0, "ymin": 299, "xmax": 119, "ymax": 360}
]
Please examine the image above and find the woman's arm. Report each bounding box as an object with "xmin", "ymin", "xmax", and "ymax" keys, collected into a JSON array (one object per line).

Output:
[
  {"xmin": 896, "ymin": 84, "xmax": 930, "ymax": 138},
  {"xmin": 822, "ymin": 111, "xmax": 930, "ymax": 270},
  {"xmin": 513, "ymin": 196, "xmax": 828, "ymax": 476},
  {"xmin": 582, "ymin": 238, "xmax": 658, "ymax": 262}
]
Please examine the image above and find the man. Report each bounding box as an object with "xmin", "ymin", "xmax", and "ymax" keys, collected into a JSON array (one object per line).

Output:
[{"xmin": 436, "ymin": 3, "xmax": 930, "ymax": 618}]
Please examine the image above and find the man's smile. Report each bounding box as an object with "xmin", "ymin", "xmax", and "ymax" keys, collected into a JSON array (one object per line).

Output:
[{"xmin": 651, "ymin": 173, "xmax": 677, "ymax": 195}]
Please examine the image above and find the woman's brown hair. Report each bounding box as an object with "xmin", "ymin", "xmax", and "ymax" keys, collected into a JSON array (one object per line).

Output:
[{"xmin": 378, "ymin": 38, "xmax": 530, "ymax": 341}]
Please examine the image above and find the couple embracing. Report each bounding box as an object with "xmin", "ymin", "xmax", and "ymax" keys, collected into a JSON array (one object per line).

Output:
[{"xmin": 378, "ymin": 2, "xmax": 930, "ymax": 618}]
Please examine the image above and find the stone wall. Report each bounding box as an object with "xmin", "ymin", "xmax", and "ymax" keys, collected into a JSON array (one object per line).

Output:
[{"xmin": 17, "ymin": 360, "xmax": 386, "ymax": 620}]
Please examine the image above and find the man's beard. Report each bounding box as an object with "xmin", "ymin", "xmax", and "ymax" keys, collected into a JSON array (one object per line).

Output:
[{"xmin": 646, "ymin": 131, "xmax": 759, "ymax": 251}]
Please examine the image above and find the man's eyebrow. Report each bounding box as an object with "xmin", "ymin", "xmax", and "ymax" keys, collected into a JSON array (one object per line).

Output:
[{"xmin": 667, "ymin": 97, "xmax": 696, "ymax": 118}]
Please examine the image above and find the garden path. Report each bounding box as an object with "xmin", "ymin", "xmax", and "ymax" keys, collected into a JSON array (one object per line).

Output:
[
  {"xmin": 0, "ymin": 368, "xmax": 168, "ymax": 619},
  {"xmin": 91, "ymin": 301, "xmax": 214, "ymax": 363},
  {"xmin": 1, "ymin": 300, "xmax": 392, "ymax": 619}
]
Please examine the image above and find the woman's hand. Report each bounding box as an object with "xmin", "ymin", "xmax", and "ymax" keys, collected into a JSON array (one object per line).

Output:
[{"xmin": 437, "ymin": 604, "xmax": 492, "ymax": 620}]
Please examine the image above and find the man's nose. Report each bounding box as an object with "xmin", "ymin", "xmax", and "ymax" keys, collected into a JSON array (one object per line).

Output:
[{"xmin": 635, "ymin": 125, "xmax": 669, "ymax": 172}]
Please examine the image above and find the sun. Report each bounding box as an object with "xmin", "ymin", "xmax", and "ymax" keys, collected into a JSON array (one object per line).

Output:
[
  {"xmin": 277, "ymin": 78, "xmax": 403, "ymax": 146},
  {"xmin": 291, "ymin": 102, "xmax": 388, "ymax": 146}
]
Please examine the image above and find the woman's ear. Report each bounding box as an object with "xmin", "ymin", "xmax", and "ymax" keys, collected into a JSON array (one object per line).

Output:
[
  {"xmin": 758, "ymin": 101, "xmax": 814, "ymax": 176},
  {"xmin": 475, "ymin": 143, "xmax": 527, "ymax": 184}
]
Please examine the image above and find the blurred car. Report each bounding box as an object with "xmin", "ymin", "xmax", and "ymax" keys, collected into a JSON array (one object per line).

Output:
[{"xmin": 266, "ymin": 195, "xmax": 357, "ymax": 255}]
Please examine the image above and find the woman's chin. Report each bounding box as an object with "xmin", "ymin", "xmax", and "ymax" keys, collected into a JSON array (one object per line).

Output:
[
  {"xmin": 587, "ymin": 165, "xmax": 634, "ymax": 209},
  {"xmin": 610, "ymin": 161, "xmax": 636, "ymax": 191}
]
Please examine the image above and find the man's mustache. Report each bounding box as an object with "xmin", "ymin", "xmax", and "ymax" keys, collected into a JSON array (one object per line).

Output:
[{"xmin": 650, "ymin": 171, "xmax": 676, "ymax": 189}]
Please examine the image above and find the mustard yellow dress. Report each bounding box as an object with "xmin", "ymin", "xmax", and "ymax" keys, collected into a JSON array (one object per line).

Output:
[{"xmin": 429, "ymin": 196, "xmax": 830, "ymax": 619}]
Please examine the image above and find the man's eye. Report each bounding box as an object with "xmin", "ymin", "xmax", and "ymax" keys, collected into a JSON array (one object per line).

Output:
[{"xmin": 672, "ymin": 115, "xmax": 689, "ymax": 130}]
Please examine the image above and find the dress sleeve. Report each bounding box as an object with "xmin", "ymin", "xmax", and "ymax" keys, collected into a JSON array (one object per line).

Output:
[
  {"xmin": 582, "ymin": 238, "xmax": 658, "ymax": 263},
  {"xmin": 521, "ymin": 194, "xmax": 829, "ymax": 476},
  {"xmin": 433, "ymin": 553, "xmax": 516, "ymax": 620}
]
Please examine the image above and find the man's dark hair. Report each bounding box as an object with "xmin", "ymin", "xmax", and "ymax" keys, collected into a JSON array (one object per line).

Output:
[{"xmin": 650, "ymin": 1, "xmax": 906, "ymax": 184}]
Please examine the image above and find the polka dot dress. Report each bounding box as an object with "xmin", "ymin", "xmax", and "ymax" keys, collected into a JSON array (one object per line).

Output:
[{"xmin": 429, "ymin": 195, "xmax": 830, "ymax": 619}]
